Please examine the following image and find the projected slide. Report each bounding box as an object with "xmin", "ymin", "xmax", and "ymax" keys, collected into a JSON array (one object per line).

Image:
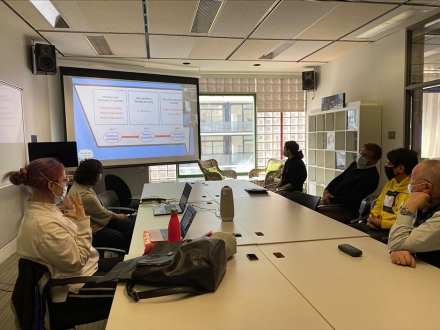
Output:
[{"xmin": 75, "ymin": 85, "xmax": 187, "ymax": 148}]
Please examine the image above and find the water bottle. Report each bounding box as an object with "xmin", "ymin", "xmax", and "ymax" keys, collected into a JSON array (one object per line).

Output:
[{"xmin": 167, "ymin": 208, "xmax": 181, "ymax": 241}]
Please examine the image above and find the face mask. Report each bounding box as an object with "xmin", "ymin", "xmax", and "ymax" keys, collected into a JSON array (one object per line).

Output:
[
  {"xmin": 52, "ymin": 182, "xmax": 68, "ymax": 204},
  {"xmin": 408, "ymin": 182, "xmax": 424, "ymax": 195},
  {"xmin": 283, "ymin": 150, "xmax": 288, "ymax": 157},
  {"xmin": 356, "ymin": 154, "xmax": 368, "ymax": 166},
  {"xmin": 384, "ymin": 166, "xmax": 396, "ymax": 181}
]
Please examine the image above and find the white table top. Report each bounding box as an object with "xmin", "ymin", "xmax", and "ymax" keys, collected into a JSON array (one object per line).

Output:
[
  {"xmin": 106, "ymin": 245, "xmax": 332, "ymax": 330},
  {"xmin": 257, "ymin": 237, "xmax": 440, "ymax": 330},
  {"xmin": 230, "ymin": 195, "xmax": 368, "ymax": 243},
  {"xmin": 198, "ymin": 179, "xmax": 261, "ymax": 200}
]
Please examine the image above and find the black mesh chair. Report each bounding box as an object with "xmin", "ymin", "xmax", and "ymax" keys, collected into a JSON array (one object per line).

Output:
[
  {"xmin": 289, "ymin": 191, "xmax": 321, "ymax": 210},
  {"xmin": 104, "ymin": 174, "xmax": 140, "ymax": 210}
]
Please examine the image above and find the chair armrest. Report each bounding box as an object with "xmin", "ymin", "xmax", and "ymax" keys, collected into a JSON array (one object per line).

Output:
[
  {"xmin": 95, "ymin": 247, "xmax": 127, "ymax": 256},
  {"xmin": 264, "ymin": 170, "xmax": 282, "ymax": 186},
  {"xmin": 249, "ymin": 168, "xmax": 265, "ymax": 178},
  {"xmin": 106, "ymin": 206, "xmax": 137, "ymax": 214},
  {"xmin": 49, "ymin": 276, "xmax": 108, "ymax": 286},
  {"xmin": 317, "ymin": 204, "xmax": 359, "ymax": 223}
]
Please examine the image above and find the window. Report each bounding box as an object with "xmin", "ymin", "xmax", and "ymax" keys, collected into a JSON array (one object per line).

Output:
[{"xmin": 406, "ymin": 15, "xmax": 440, "ymax": 158}]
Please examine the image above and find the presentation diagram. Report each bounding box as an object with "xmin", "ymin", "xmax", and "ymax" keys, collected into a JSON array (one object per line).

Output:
[{"xmin": 74, "ymin": 85, "xmax": 190, "ymax": 150}]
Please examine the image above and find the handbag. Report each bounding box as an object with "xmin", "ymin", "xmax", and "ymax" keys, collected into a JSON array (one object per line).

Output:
[
  {"xmin": 98, "ymin": 237, "xmax": 227, "ymax": 301},
  {"xmin": 127, "ymin": 237, "xmax": 226, "ymax": 301}
]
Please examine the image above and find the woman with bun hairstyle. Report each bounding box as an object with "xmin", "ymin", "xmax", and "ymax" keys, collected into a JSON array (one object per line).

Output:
[
  {"xmin": 273, "ymin": 140, "xmax": 307, "ymax": 201},
  {"xmin": 3, "ymin": 158, "xmax": 120, "ymax": 309}
]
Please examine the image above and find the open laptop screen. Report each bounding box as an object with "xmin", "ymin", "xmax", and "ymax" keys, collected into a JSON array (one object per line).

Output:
[
  {"xmin": 179, "ymin": 183, "xmax": 192, "ymax": 208},
  {"xmin": 180, "ymin": 204, "xmax": 197, "ymax": 238}
]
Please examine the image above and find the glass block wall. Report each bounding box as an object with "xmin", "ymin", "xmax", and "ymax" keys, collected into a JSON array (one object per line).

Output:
[{"xmin": 149, "ymin": 77, "xmax": 306, "ymax": 181}]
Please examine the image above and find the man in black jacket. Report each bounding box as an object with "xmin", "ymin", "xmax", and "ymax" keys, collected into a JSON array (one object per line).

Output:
[{"xmin": 318, "ymin": 143, "xmax": 382, "ymax": 222}]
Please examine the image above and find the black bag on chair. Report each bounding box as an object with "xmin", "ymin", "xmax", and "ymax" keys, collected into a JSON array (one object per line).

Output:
[{"xmin": 99, "ymin": 237, "xmax": 227, "ymax": 301}]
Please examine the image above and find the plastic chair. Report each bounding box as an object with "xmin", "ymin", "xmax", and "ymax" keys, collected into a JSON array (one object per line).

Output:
[
  {"xmin": 289, "ymin": 191, "xmax": 321, "ymax": 210},
  {"xmin": 318, "ymin": 196, "xmax": 377, "ymax": 224},
  {"xmin": 11, "ymin": 252, "xmax": 123, "ymax": 329},
  {"xmin": 197, "ymin": 159, "xmax": 237, "ymax": 181},
  {"xmin": 104, "ymin": 174, "xmax": 140, "ymax": 209},
  {"xmin": 249, "ymin": 158, "xmax": 284, "ymax": 189}
]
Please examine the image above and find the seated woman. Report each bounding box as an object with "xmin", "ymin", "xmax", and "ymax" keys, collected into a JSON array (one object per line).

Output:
[
  {"xmin": 69, "ymin": 159, "xmax": 134, "ymax": 252},
  {"xmin": 3, "ymin": 158, "xmax": 121, "ymax": 315}
]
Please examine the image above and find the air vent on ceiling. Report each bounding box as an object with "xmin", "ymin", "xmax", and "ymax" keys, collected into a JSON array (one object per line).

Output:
[
  {"xmin": 85, "ymin": 36, "xmax": 113, "ymax": 56},
  {"xmin": 260, "ymin": 42, "xmax": 295, "ymax": 60},
  {"xmin": 191, "ymin": 0, "xmax": 223, "ymax": 34}
]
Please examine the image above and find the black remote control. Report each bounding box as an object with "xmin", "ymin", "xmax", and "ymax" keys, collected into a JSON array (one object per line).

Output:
[{"xmin": 338, "ymin": 244, "xmax": 362, "ymax": 257}]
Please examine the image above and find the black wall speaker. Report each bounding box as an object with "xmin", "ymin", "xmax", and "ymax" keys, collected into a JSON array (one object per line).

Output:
[
  {"xmin": 302, "ymin": 71, "xmax": 316, "ymax": 91},
  {"xmin": 32, "ymin": 44, "xmax": 57, "ymax": 75}
]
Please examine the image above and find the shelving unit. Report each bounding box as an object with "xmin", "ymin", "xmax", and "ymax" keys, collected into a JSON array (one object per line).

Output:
[{"xmin": 307, "ymin": 101, "xmax": 382, "ymax": 196}]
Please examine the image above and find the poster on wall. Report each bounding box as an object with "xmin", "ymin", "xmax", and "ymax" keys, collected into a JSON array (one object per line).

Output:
[{"xmin": 322, "ymin": 93, "xmax": 345, "ymax": 111}]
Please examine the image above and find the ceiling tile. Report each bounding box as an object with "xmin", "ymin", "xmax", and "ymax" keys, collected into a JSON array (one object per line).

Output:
[
  {"xmin": 210, "ymin": 0, "xmax": 274, "ymax": 38},
  {"xmin": 274, "ymin": 41, "xmax": 332, "ymax": 61},
  {"xmin": 40, "ymin": 32, "xmax": 96, "ymax": 57},
  {"xmin": 53, "ymin": 0, "xmax": 90, "ymax": 31},
  {"xmin": 296, "ymin": 3, "xmax": 397, "ymax": 40},
  {"xmin": 229, "ymin": 39, "xmax": 283, "ymax": 60},
  {"xmin": 147, "ymin": 0, "xmax": 198, "ymax": 35},
  {"xmin": 303, "ymin": 41, "xmax": 370, "ymax": 62},
  {"xmin": 149, "ymin": 35, "xmax": 196, "ymax": 59},
  {"xmin": 74, "ymin": 0, "xmax": 143, "ymax": 33},
  {"xmin": 105, "ymin": 34, "xmax": 147, "ymax": 58},
  {"xmin": 189, "ymin": 37, "xmax": 242, "ymax": 60},
  {"xmin": 251, "ymin": 1, "xmax": 340, "ymax": 39},
  {"xmin": 5, "ymin": 0, "xmax": 52, "ymax": 30}
]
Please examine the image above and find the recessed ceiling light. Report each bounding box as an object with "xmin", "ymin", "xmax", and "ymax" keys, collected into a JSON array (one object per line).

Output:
[
  {"xmin": 254, "ymin": 64, "xmax": 261, "ymax": 66},
  {"xmin": 183, "ymin": 62, "xmax": 191, "ymax": 65}
]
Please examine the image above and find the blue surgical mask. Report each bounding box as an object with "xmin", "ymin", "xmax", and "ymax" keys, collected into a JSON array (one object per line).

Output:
[
  {"xmin": 52, "ymin": 183, "xmax": 68, "ymax": 205},
  {"xmin": 356, "ymin": 154, "xmax": 368, "ymax": 166}
]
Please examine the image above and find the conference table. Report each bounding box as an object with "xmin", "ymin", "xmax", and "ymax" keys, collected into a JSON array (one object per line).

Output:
[{"xmin": 106, "ymin": 180, "xmax": 440, "ymax": 329}]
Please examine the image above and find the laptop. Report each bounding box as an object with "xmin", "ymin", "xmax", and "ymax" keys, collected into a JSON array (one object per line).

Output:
[
  {"xmin": 153, "ymin": 183, "xmax": 192, "ymax": 216},
  {"xmin": 144, "ymin": 205, "xmax": 197, "ymax": 242}
]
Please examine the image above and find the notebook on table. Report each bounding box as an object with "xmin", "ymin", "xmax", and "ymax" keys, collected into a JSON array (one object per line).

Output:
[
  {"xmin": 152, "ymin": 183, "xmax": 192, "ymax": 216},
  {"xmin": 144, "ymin": 205, "xmax": 197, "ymax": 243}
]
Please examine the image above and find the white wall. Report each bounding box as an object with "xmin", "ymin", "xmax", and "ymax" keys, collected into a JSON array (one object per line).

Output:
[
  {"xmin": 0, "ymin": 3, "xmax": 56, "ymax": 262},
  {"xmin": 308, "ymin": 30, "xmax": 407, "ymax": 190}
]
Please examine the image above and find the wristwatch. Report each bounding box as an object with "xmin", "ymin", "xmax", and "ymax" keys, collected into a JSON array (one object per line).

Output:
[{"xmin": 400, "ymin": 207, "xmax": 415, "ymax": 217}]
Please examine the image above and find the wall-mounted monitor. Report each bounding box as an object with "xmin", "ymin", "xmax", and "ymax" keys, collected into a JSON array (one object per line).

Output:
[
  {"xmin": 28, "ymin": 142, "xmax": 78, "ymax": 169},
  {"xmin": 60, "ymin": 67, "xmax": 200, "ymax": 168}
]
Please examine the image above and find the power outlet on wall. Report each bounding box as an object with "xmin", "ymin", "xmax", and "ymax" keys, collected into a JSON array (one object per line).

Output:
[{"xmin": 388, "ymin": 131, "xmax": 396, "ymax": 139}]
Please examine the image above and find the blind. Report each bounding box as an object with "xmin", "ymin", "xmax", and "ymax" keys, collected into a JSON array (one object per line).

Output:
[{"xmin": 199, "ymin": 77, "xmax": 305, "ymax": 112}]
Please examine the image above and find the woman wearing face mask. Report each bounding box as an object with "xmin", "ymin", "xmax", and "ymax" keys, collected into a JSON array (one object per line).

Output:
[
  {"xmin": 2, "ymin": 158, "xmax": 121, "ymax": 306},
  {"xmin": 273, "ymin": 141, "xmax": 307, "ymax": 200},
  {"xmin": 69, "ymin": 159, "xmax": 134, "ymax": 252},
  {"xmin": 359, "ymin": 148, "xmax": 419, "ymax": 240}
]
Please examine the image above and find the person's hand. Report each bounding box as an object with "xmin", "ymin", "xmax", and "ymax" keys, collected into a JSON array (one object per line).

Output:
[
  {"xmin": 63, "ymin": 191, "xmax": 87, "ymax": 221},
  {"xmin": 390, "ymin": 250, "xmax": 416, "ymax": 268},
  {"xmin": 321, "ymin": 190, "xmax": 333, "ymax": 205},
  {"xmin": 118, "ymin": 213, "xmax": 128, "ymax": 220},
  {"xmin": 367, "ymin": 214, "xmax": 381, "ymax": 229},
  {"xmin": 403, "ymin": 192, "xmax": 431, "ymax": 213}
]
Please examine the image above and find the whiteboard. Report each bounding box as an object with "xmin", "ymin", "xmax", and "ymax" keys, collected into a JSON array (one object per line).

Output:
[{"xmin": 0, "ymin": 80, "xmax": 25, "ymax": 187}]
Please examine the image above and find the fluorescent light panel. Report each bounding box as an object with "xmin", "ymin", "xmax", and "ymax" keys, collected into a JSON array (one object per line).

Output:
[
  {"xmin": 356, "ymin": 7, "xmax": 431, "ymax": 39},
  {"xmin": 30, "ymin": 0, "xmax": 69, "ymax": 28}
]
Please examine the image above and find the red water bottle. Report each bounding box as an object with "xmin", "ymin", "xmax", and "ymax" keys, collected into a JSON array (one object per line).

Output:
[{"xmin": 167, "ymin": 208, "xmax": 181, "ymax": 242}]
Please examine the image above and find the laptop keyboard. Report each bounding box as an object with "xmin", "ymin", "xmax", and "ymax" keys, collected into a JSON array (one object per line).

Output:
[{"xmin": 163, "ymin": 204, "xmax": 177, "ymax": 213}]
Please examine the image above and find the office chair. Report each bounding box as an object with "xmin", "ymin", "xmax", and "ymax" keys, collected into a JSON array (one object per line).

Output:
[
  {"xmin": 289, "ymin": 191, "xmax": 321, "ymax": 211},
  {"xmin": 104, "ymin": 174, "xmax": 140, "ymax": 209},
  {"xmin": 11, "ymin": 252, "xmax": 123, "ymax": 330},
  {"xmin": 98, "ymin": 190, "xmax": 138, "ymax": 216},
  {"xmin": 318, "ymin": 196, "xmax": 377, "ymax": 224}
]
